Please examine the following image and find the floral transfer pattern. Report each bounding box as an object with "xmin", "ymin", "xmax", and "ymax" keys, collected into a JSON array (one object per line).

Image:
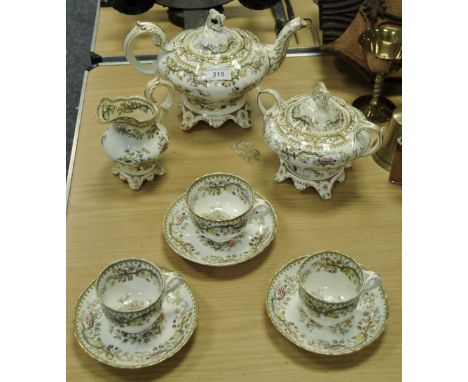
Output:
[
  {"xmin": 187, "ymin": 174, "xmax": 252, "ymax": 208},
  {"xmin": 300, "ymin": 252, "xmax": 362, "ymax": 298},
  {"xmin": 163, "ymin": 193, "xmax": 277, "ymax": 266},
  {"xmin": 186, "ymin": 174, "xmax": 255, "ymax": 239},
  {"xmin": 96, "ymin": 97, "xmax": 162, "ymax": 141},
  {"xmin": 97, "ymin": 97, "xmax": 155, "ymax": 123},
  {"xmin": 97, "ymin": 260, "xmax": 162, "ymax": 298},
  {"xmin": 74, "ymin": 271, "xmax": 198, "ymax": 369},
  {"xmin": 197, "ymin": 231, "xmax": 246, "ymax": 250},
  {"xmin": 109, "ymin": 312, "xmax": 166, "ymax": 345},
  {"xmin": 266, "ymin": 256, "xmax": 388, "ymax": 355}
]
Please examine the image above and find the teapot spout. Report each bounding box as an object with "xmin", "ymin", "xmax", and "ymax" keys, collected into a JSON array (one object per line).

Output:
[{"xmin": 265, "ymin": 17, "xmax": 307, "ymax": 75}]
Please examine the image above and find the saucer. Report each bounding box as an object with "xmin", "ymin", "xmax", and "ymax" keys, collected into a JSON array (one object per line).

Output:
[
  {"xmin": 74, "ymin": 268, "xmax": 198, "ymax": 368},
  {"xmin": 163, "ymin": 193, "xmax": 277, "ymax": 266},
  {"xmin": 266, "ymin": 256, "xmax": 389, "ymax": 355}
]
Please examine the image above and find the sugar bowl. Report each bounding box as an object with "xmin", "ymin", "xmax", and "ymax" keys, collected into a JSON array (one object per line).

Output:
[{"xmin": 257, "ymin": 82, "xmax": 383, "ymax": 199}]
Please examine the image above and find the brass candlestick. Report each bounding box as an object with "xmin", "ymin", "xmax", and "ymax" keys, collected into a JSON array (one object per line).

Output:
[{"xmin": 353, "ymin": 26, "xmax": 402, "ymax": 123}]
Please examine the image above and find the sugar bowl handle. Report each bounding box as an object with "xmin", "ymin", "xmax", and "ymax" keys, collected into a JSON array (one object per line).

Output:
[
  {"xmin": 354, "ymin": 123, "xmax": 383, "ymax": 157},
  {"xmin": 257, "ymin": 88, "xmax": 283, "ymax": 116},
  {"xmin": 144, "ymin": 77, "xmax": 175, "ymax": 118},
  {"xmin": 361, "ymin": 270, "xmax": 382, "ymax": 294},
  {"xmin": 125, "ymin": 21, "xmax": 169, "ymax": 75}
]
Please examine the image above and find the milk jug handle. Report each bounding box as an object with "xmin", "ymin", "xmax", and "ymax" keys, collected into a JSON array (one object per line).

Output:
[{"xmin": 144, "ymin": 77, "xmax": 175, "ymax": 116}]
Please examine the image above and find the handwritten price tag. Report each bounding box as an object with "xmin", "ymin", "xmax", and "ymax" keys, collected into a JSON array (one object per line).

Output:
[{"xmin": 204, "ymin": 67, "xmax": 232, "ymax": 81}]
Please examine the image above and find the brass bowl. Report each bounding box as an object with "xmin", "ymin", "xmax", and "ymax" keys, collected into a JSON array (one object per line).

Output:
[
  {"xmin": 359, "ymin": 26, "xmax": 402, "ymax": 73},
  {"xmin": 358, "ymin": 26, "xmax": 402, "ymax": 60}
]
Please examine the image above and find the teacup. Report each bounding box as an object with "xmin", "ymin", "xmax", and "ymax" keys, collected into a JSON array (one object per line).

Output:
[
  {"xmin": 186, "ymin": 173, "xmax": 268, "ymax": 242},
  {"xmin": 298, "ymin": 251, "xmax": 381, "ymax": 326},
  {"xmin": 96, "ymin": 258, "xmax": 182, "ymax": 333}
]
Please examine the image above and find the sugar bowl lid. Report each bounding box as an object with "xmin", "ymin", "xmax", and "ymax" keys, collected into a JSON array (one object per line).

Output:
[
  {"xmin": 183, "ymin": 9, "xmax": 247, "ymax": 61},
  {"xmin": 276, "ymin": 82, "xmax": 366, "ymax": 146}
]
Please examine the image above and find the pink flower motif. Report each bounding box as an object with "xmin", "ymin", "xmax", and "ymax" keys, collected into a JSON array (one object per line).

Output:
[
  {"xmin": 82, "ymin": 311, "xmax": 94, "ymax": 329},
  {"xmin": 252, "ymin": 57, "xmax": 262, "ymax": 69},
  {"xmin": 174, "ymin": 211, "xmax": 184, "ymax": 225},
  {"xmin": 276, "ymin": 286, "xmax": 286, "ymax": 300},
  {"xmin": 319, "ymin": 156, "xmax": 336, "ymax": 164}
]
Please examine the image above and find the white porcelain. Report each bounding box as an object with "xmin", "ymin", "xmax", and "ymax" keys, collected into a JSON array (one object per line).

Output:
[
  {"xmin": 186, "ymin": 173, "xmax": 269, "ymax": 242},
  {"xmin": 96, "ymin": 77, "xmax": 175, "ymax": 190},
  {"xmin": 74, "ymin": 267, "xmax": 198, "ymax": 368},
  {"xmin": 163, "ymin": 192, "xmax": 277, "ymax": 266},
  {"xmin": 298, "ymin": 251, "xmax": 381, "ymax": 326},
  {"xmin": 257, "ymin": 82, "xmax": 384, "ymax": 199},
  {"xmin": 266, "ymin": 256, "xmax": 388, "ymax": 355},
  {"xmin": 96, "ymin": 258, "xmax": 183, "ymax": 334},
  {"xmin": 124, "ymin": 9, "xmax": 307, "ymax": 130}
]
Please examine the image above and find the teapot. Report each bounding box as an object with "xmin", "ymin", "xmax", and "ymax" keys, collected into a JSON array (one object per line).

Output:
[
  {"xmin": 96, "ymin": 78, "xmax": 175, "ymax": 190},
  {"xmin": 257, "ymin": 82, "xmax": 383, "ymax": 199},
  {"xmin": 124, "ymin": 8, "xmax": 307, "ymax": 130}
]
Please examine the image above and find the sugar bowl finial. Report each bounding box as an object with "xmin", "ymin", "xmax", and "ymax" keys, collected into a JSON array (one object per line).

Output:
[{"xmin": 311, "ymin": 82, "xmax": 330, "ymax": 109}]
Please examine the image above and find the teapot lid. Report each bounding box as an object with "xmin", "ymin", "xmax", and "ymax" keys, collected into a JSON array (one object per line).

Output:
[
  {"xmin": 279, "ymin": 82, "xmax": 359, "ymax": 145},
  {"xmin": 182, "ymin": 9, "xmax": 248, "ymax": 61}
]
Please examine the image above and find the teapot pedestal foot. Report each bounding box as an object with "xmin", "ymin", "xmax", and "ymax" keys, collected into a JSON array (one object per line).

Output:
[
  {"xmin": 113, "ymin": 162, "xmax": 165, "ymax": 190},
  {"xmin": 274, "ymin": 161, "xmax": 346, "ymax": 199},
  {"xmin": 180, "ymin": 99, "xmax": 251, "ymax": 130}
]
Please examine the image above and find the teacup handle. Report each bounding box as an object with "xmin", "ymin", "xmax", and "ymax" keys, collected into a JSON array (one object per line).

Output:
[
  {"xmin": 162, "ymin": 272, "xmax": 184, "ymax": 296},
  {"xmin": 354, "ymin": 123, "xmax": 383, "ymax": 157},
  {"xmin": 249, "ymin": 198, "xmax": 270, "ymax": 220},
  {"xmin": 361, "ymin": 270, "xmax": 382, "ymax": 294},
  {"xmin": 257, "ymin": 88, "xmax": 283, "ymax": 116}
]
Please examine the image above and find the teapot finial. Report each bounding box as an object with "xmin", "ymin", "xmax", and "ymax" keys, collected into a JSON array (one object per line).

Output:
[{"xmin": 205, "ymin": 9, "xmax": 225, "ymax": 32}]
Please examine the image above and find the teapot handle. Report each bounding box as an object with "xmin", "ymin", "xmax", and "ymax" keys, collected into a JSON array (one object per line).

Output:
[
  {"xmin": 256, "ymin": 88, "xmax": 283, "ymax": 116},
  {"xmin": 124, "ymin": 21, "xmax": 167, "ymax": 75},
  {"xmin": 354, "ymin": 123, "xmax": 383, "ymax": 157},
  {"xmin": 144, "ymin": 77, "xmax": 175, "ymax": 117}
]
